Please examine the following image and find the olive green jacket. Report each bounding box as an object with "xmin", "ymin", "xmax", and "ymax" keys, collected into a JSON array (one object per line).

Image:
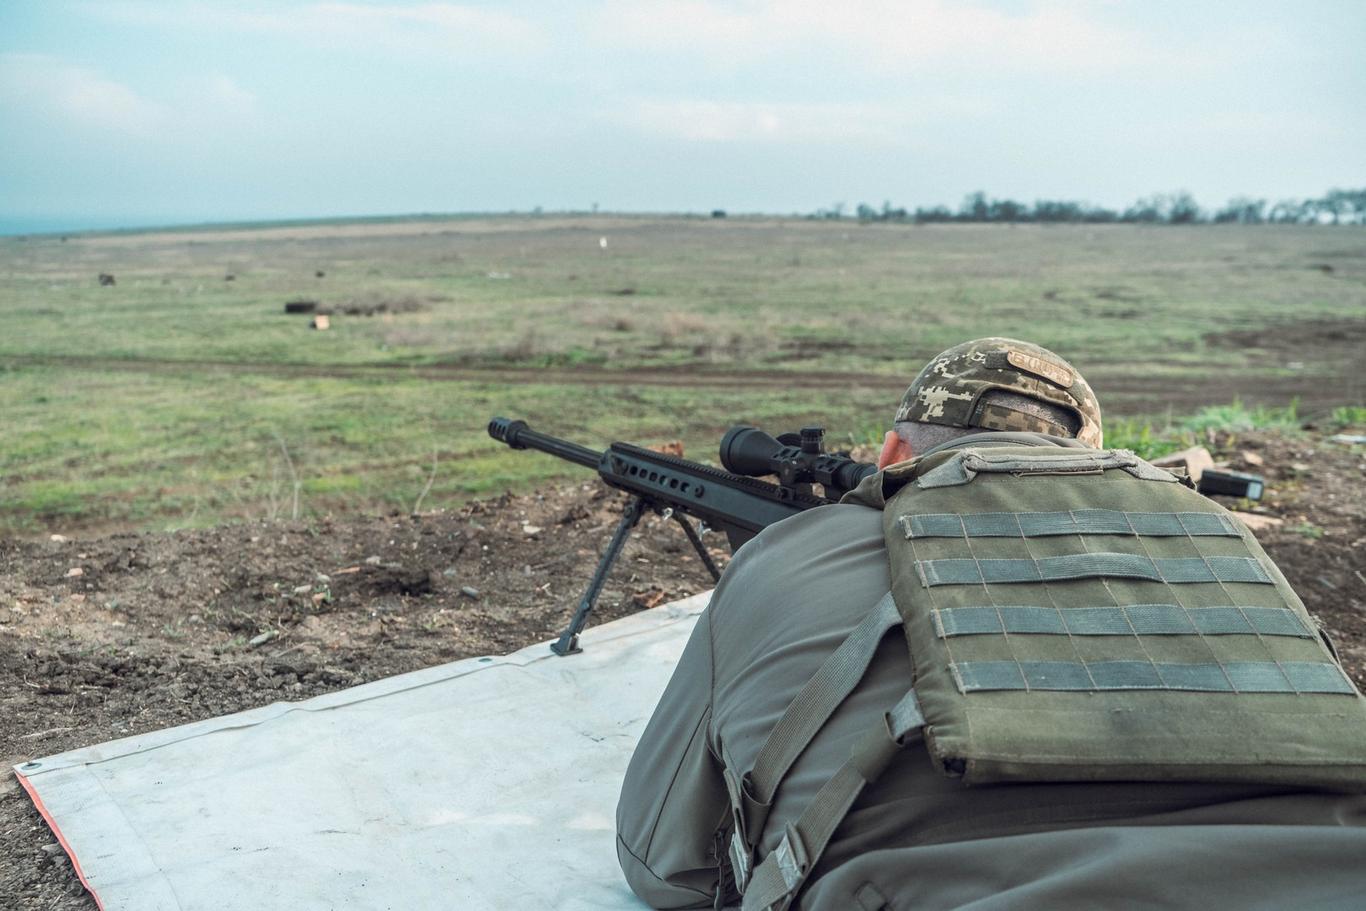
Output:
[{"xmin": 616, "ymin": 434, "xmax": 1366, "ymax": 910}]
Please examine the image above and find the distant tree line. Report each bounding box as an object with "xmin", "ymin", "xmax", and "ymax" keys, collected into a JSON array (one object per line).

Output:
[{"xmin": 811, "ymin": 188, "xmax": 1366, "ymax": 225}]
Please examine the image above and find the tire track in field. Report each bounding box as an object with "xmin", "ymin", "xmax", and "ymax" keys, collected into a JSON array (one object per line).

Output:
[
  {"xmin": 0, "ymin": 353, "xmax": 901, "ymax": 390},
  {"xmin": 1, "ymin": 353, "xmax": 1350, "ymax": 413}
]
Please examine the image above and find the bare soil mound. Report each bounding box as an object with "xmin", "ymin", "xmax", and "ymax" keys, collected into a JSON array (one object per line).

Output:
[{"xmin": 3, "ymin": 430, "xmax": 1363, "ymax": 909}]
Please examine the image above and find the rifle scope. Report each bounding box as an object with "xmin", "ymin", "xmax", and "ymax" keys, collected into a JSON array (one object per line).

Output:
[{"xmin": 720, "ymin": 425, "xmax": 877, "ymax": 497}]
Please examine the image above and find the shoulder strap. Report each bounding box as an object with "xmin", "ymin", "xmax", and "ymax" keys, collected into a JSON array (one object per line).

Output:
[
  {"xmin": 740, "ymin": 690, "xmax": 925, "ymax": 911},
  {"xmin": 725, "ymin": 593, "xmax": 902, "ymax": 891}
]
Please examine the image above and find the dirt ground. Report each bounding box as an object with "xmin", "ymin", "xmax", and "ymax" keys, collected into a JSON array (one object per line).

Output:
[{"xmin": 2, "ymin": 429, "xmax": 1364, "ymax": 909}]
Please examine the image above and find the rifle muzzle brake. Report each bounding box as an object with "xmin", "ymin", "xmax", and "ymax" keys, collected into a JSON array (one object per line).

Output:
[{"xmin": 488, "ymin": 416, "xmax": 529, "ymax": 449}]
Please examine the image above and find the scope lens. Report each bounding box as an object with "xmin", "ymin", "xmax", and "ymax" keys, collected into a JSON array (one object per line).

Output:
[{"xmin": 720, "ymin": 426, "xmax": 783, "ymax": 477}]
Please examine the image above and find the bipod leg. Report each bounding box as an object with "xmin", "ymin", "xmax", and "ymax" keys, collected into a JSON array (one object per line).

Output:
[
  {"xmin": 551, "ymin": 496, "xmax": 647, "ymax": 656},
  {"xmin": 671, "ymin": 512, "xmax": 721, "ymax": 583}
]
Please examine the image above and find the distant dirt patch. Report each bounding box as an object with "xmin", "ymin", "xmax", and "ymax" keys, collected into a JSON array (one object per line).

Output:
[
  {"xmin": 1206, "ymin": 317, "xmax": 1366, "ymax": 364},
  {"xmin": 322, "ymin": 294, "xmax": 430, "ymax": 317},
  {"xmin": 1091, "ymin": 285, "xmax": 1144, "ymax": 303}
]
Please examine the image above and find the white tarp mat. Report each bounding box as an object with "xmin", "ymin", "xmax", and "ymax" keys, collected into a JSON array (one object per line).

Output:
[{"xmin": 15, "ymin": 593, "xmax": 710, "ymax": 911}]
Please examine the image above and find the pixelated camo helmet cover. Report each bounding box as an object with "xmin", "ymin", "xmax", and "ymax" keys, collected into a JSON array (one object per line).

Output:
[{"xmin": 895, "ymin": 338, "xmax": 1103, "ymax": 448}]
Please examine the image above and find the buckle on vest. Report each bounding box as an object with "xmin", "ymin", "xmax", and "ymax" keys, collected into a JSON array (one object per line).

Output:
[
  {"xmin": 729, "ymin": 829, "xmax": 752, "ymax": 893},
  {"xmin": 774, "ymin": 825, "xmax": 809, "ymax": 892}
]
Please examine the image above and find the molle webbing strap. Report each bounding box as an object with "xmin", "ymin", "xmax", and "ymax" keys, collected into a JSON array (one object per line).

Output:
[
  {"xmin": 739, "ymin": 594, "xmax": 901, "ymax": 842},
  {"xmin": 933, "ymin": 604, "xmax": 1314, "ymax": 638},
  {"xmin": 952, "ymin": 659, "xmax": 1356, "ymax": 694},
  {"xmin": 916, "ymin": 553, "xmax": 1273, "ymax": 587},
  {"xmin": 912, "ymin": 448, "xmax": 1179, "ymax": 489},
  {"xmin": 901, "ymin": 510, "xmax": 1241, "ymax": 539}
]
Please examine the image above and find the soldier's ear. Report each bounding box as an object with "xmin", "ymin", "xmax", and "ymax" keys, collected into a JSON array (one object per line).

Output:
[{"xmin": 877, "ymin": 431, "xmax": 914, "ymax": 469}]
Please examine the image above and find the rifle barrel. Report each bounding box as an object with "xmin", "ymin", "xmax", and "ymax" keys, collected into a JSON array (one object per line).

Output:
[{"xmin": 488, "ymin": 417, "xmax": 602, "ymax": 470}]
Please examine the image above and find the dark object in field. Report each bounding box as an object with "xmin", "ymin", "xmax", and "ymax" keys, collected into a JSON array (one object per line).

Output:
[
  {"xmin": 711, "ymin": 209, "xmax": 727, "ymax": 218},
  {"xmin": 98, "ymin": 273, "xmax": 116, "ymax": 286},
  {"xmin": 316, "ymin": 270, "xmax": 325, "ymax": 278},
  {"xmin": 610, "ymin": 287, "xmax": 636, "ymax": 296},
  {"xmin": 285, "ymin": 299, "xmax": 319, "ymax": 314},
  {"xmin": 224, "ymin": 274, "xmax": 235, "ymax": 281},
  {"xmin": 488, "ymin": 417, "xmax": 875, "ymax": 655},
  {"xmin": 332, "ymin": 296, "xmax": 427, "ymax": 317},
  {"xmin": 1197, "ymin": 468, "xmax": 1264, "ymax": 501}
]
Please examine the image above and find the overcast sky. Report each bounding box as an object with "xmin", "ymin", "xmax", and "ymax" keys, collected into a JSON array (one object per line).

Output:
[{"xmin": 1, "ymin": 1, "xmax": 1362, "ymax": 232}]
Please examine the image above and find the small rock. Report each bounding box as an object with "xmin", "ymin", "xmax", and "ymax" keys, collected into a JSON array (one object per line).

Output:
[
  {"xmin": 1239, "ymin": 450, "xmax": 1264, "ymax": 467},
  {"xmin": 522, "ymin": 524, "xmax": 543, "ymax": 535},
  {"xmin": 292, "ymin": 584, "xmax": 312, "ymax": 595},
  {"xmin": 65, "ymin": 567, "xmax": 84, "ymax": 578},
  {"xmin": 315, "ymin": 573, "xmax": 331, "ymax": 584},
  {"xmin": 460, "ymin": 586, "xmax": 480, "ymax": 600},
  {"xmin": 442, "ymin": 568, "xmax": 458, "ymax": 577},
  {"xmin": 633, "ymin": 588, "xmax": 667, "ymax": 610},
  {"xmin": 364, "ymin": 555, "xmax": 383, "ymax": 565},
  {"xmin": 40, "ymin": 843, "xmax": 63, "ymax": 856},
  {"xmin": 1329, "ymin": 434, "xmax": 1366, "ymax": 445},
  {"xmin": 49, "ymin": 534, "xmax": 69, "ymax": 544},
  {"xmin": 248, "ymin": 630, "xmax": 278, "ymax": 648},
  {"xmin": 1290, "ymin": 462, "xmax": 1311, "ymax": 473},
  {"xmin": 319, "ymin": 666, "xmax": 354, "ymax": 685}
]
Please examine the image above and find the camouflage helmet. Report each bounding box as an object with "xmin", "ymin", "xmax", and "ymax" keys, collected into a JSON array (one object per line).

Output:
[{"xmin": 895, "ymin": 338, "xmax": 1103, "ymax": 448}]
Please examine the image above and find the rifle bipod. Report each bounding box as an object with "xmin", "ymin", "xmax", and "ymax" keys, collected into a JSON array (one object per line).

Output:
[{"xmin": 550, "ymin": 496, "xmax": 722, "ymax": 656}]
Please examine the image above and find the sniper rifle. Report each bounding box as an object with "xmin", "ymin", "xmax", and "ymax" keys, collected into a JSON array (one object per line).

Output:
[{"xmin": 487, "ymin": 417, "xmax": 876, "ymax": 655}]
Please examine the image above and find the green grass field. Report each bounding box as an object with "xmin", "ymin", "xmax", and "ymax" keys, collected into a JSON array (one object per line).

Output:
[{"xmin": 2, "ymin": 216, "xmax": 1363, "ymax": 535}]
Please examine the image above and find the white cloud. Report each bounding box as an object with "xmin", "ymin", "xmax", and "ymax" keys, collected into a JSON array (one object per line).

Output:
[
  {"xmin": 0, "ymin": 53, "xmax": 168, "ymax": 135},
  {"xmin": 0, "ymin": 54, "xmax": 263, "ymax": 141},
  {"xmin": 96, "ymin": 1, "xmax": 545, "ymax": 56},
  {"xmin": 205, "ymin": 74, "xmax": 258, "ymax": 116},
  {"xmin": 590, "ymin": 0, "xmax": 1192, "ymax": 75}
]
